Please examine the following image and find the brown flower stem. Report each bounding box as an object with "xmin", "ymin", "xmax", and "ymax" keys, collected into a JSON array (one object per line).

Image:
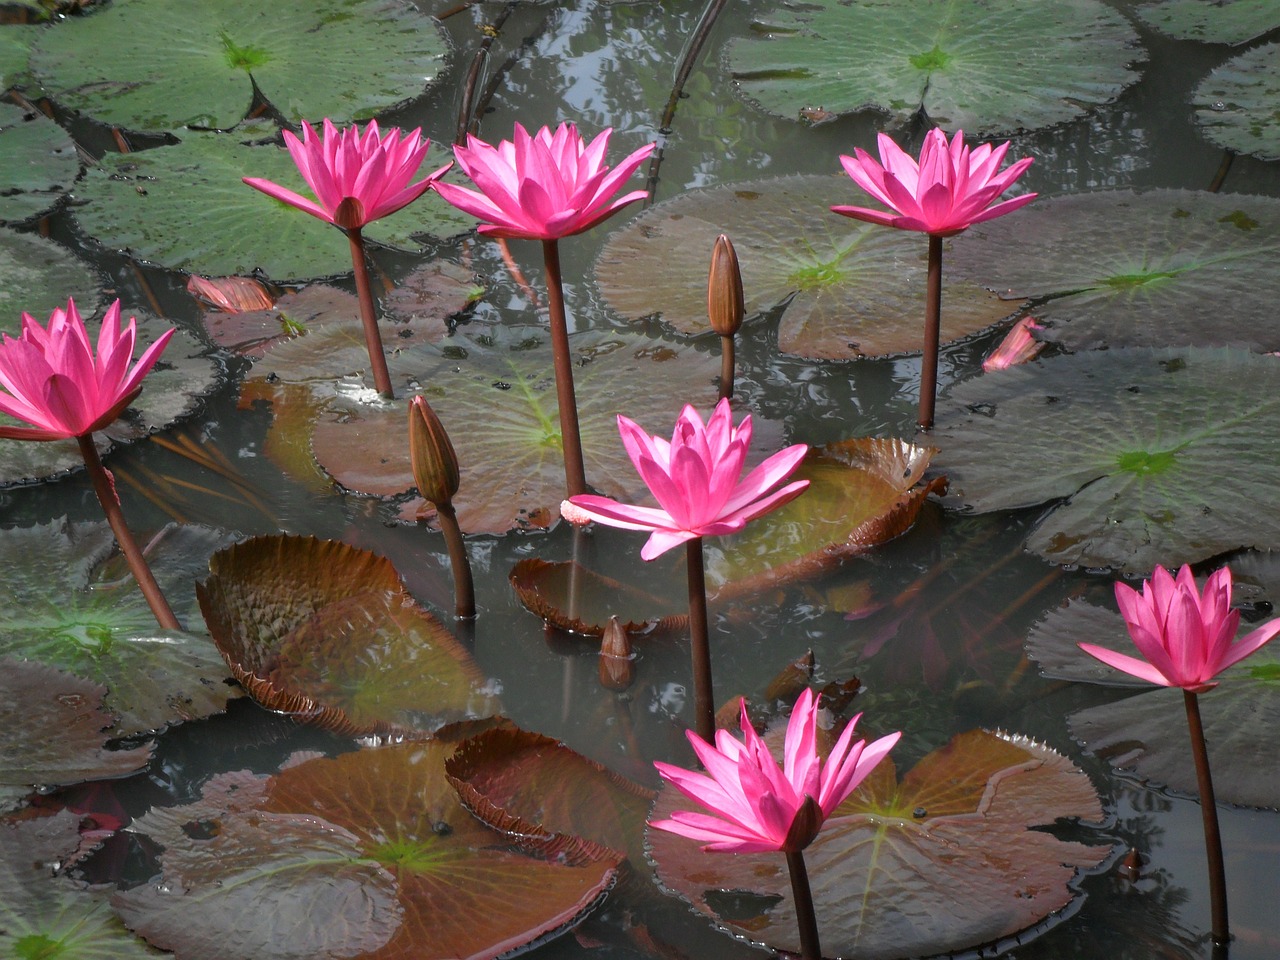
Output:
[
  {"xmin": 686, "ymin": 537, "xmax": 715, "ymax": 742},
  {"xmin": 541, "ymin": 238, "xmax": 588, "ymax": 498},
  {"xmin": 785, "ymin": 849, "xmax": 823, "ymax": 960},
  {"xmin": 919, "ymin": 234, "xmax": 943, "ymax": 431},
  {"xmin": 1184, "ymin": 689, "xmax": 1230, "ymax": 945},
  {"xmin": 346, "ymin": 226, "xmax": 395, "ymax": 399},
  {"xmin": 76, "ymin": 434, "xmax": 180, "ymax": 632},
  {"xmin": 718, "ymin": 333, "xmax": 735, "ymax": 401},
  {"xmin": 435, "ymin": 501, "xmax": 475, "ymax": 620}
]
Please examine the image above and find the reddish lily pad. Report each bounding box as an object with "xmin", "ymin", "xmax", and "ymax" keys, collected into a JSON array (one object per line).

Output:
[
  {"xmin": 508, "ymin": 558, "xmax": 688, "ymax": 637},
  {"xmin": 595, "ymin": 176, "xmax": 1020, "ymax": 361},
  {"xmin": 115, "ymin": 743, "xmax": 621, "ymax": 960},
  {"xmin": 196, "ymin": 534, "xmax": 500, "ymax": 737},
  {"xmin": 649, "ymin": 728, "xmax": 1109, "ymax": 959}
]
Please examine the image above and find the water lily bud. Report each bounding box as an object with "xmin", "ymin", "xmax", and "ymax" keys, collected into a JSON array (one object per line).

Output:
[
  {"xmin": 408, "ymin": 395, "xmax": 460, "ymax": 506},
  {"xmin": 707, "ymin": 234, "xmax": 744, "ymax": 337},
  {"xmin": 598, "ymin": 616, "xmax": 635, "ymax": 691}
]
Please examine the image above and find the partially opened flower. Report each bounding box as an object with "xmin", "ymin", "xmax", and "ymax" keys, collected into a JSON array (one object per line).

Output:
[
  {"xmin": 832, "ymin": 128, "xmax": 1036, "ymax": 237},
  {"xmin": 651, "ymin": 688, "xmax": 900, "ymax": 854},
  {"xmin": 433, "ymin": 122, "xmax": 655, "ymax": 240},
  {"xmin": 0, "ymin": 298, "xmax": 173, "ymax": 441},
  {"xmin": 564, "ymin": 398, "xmax": 809, "ymax": 560},
  {"xmin": 1080, "ymin": 564, "xmax": 1280, "ymax": 693}
]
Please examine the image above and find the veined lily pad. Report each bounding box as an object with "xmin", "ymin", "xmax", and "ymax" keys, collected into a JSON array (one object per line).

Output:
[
  {"xmin": 0, "ymin": 23, "xmax": 32, "ymax": 88},
  {"xmin": 73, "ymin": 132, "xmax": 470, "ymax": 280},
  {"xmin": 0, "ymin": 102, "xmax": 79, "ymax": 224},
  {"xmin": 1026, "ymin": 599, "xmax": 1280, "ymax": 809},
  {"xmin": 649, "ymin": 727, "xmax": 1108, "ymax": 959},
  {"xmin": 114, "ymin": 744, "xmax": 621, "ymax": 960},
  {"xmin": 509, "ymin": 558, "xmax": 688, "ymax": 637},
  {"xmin": 1138, "ymin": 0, "xmax": 1279, "ymax": 45},
  {"xmin": 197, "ymin": 534, "xmax": 500, "ymax": 736},
  {"xmin": 596, "ymin": 176, "xmax": 1019, "ymax": 361},
  {"xmin": 1192, "ymin": 43, "xmax": 1280, "ymax": 161},
  {"xmin": 933, "ymin": 347, "xmax": 1280, "ymax": 573},
  {"xmin": 30, "ymin": 0, "xmax": 449, "ymax": 132},
  {"xmin": 0, "ymin": 227, "xmax": 99, "ymax": 325},
  {"xmin": 722, "ymin": 0, "xmax": 1142, "ymax": 133},
  {"xmin": 947, "ymin": 190, "xmax": 1280, "ymax": 351}
]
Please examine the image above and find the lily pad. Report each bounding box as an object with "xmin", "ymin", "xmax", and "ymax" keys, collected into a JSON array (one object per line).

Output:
[
  {"xmin": 649, "ymin": 727, "xmax": 1109, "ymax": 959},
  {"xmin": 0, "ymin": 227, "xmax": 99, "ymax": 325},
  {"xmin": 1192, "ymin": 43, "xmax": 1280, "ymax": 161},
  {"xmin": 1027, "ymin": 599, "xmax": 1280, "ymax": 809},
  {"xmin": 722, "ymin": 0, "xmax": 1142, "ymax": 134},
  {"xmin": 197, "ymin": 534, "xmax": 500, "ymax": 737},
  {"xmin": 30, "ymin": 0, "xmax": 449, "ymax": 132},
  {"xmin": 114, "ymin": 743, "xmax": 621, "ymax": 960},
  {"xmin": 1138, "ymin": 0, "xmax": 1279, "ymax": 45},
  {"xmin": 932, "ymin": 347, "xmax": 1280, "ymax": 573},
  {"xmin": 705, "ymin": 438, "xmax": 948, "ymax": 599},
  {"xmin": 0, "ymin": 102, "xmax": 79, "ymax": 224},
  {"xmin": 0, "ymin": 23, "xmax": 32, "ymax": 89},
  {"xmin": 73, "ymin": 131, "xmax": 470, "ymax": 280},
  {"xmin": 0, "ymin": 659, "xmax": 153, "ymax": 811},
  {"xmin": 596, "ymin": 176, "xmax": 1019, "ymax": 361},
  {"xmin": 508, "ymin": 558, "xmax": 689, "ymax": 637},
  {"xmin": 947, "ymin": 190, "xmax": 1280, "ymax": 351}
]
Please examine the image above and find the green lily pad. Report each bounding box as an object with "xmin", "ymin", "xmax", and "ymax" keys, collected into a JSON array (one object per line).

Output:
[
  {"xmin": 1138, "ymin": 0, "xmax": 1279, "ymax": 45},
  {"xmin": 934, "ymin": 347, "xmax": 1280, "ymax": 573},
  {"xmin": 1192, "ymin": 43, "xmax": 1280, "ymax": 161},
  {"xmin": 0, "ymin": 23, "xmax": 33, "ymax": 89},
  {"xmin": 0, "ymin": 227, "xmax": 99, "ymax": 324},
  {"xmin": 596, "ymin": 176, "xmax": 1019, "ymax": 361},
  {"xmin": 0, "ymin": 659, "xmax": 153, "ymax": 811},
  {"xmin": 114, "ymin": 743, "xmax": 622, "ymax": 960},
  {"xmin": 73, "ymin": 131, "xmax": 470, "ymax": 280},
  {"xmin": 649, "ymin": 727, "xmax": 1108, "ymax": 959},
  {"xmin": 30, "ymin": 0, "xmax": 449, "ymax": 132},
  {"xmin": 197, "ymin": 534, "xmax": 500, "ymax": 737},
  {"xmin": 0, "ymin": 102, "xmax": 79, "ymax": 224},
  {"xmin": 947, "ymin": 190, "xmax": 1280, "ymax": 351},
  {"xmin": 722, "ymin": 0, "xmax": 1142, "ymax": 133}
]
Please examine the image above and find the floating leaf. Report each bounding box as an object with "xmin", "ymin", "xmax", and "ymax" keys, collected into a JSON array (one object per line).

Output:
[
  {"xmin": 0, "ymin": 227, "xmax": 99, "ymax": 325},
  {"xmin": 1192, "ymin": 43, "xmax": 1280, "ymax": 161},
  {"xmin": 1138, "ymin": 0, "xmax": 1279, "ymax": 45},
  {"xmin": 0, "ymin": 102, "xmax": 79, "ymax": 224},
  {"xmin": 0, "ymin": 23, "xmax": 33, "ymax": 89},
  {"xmin": 73, "ymin": 132, "xmax": 469, "ymax": 280},
  {"xmin": 115, "ymin": 744, "xmax": 621, "ymax": 960},
  {"xmin": 197, "ymin": 534, "xmax": 499, "ymax": 736},
  {"xmin": 649, "ymin": 728, "xmax": 1108, "ymax": 959},
  {"xmin": 596, "ymin": 176, "xmax": 1018, "ymax": 360},
  {"xmin": 508, "ymin": 558, "xmax": 688, "ymax": 637},
  {"xmin": 722, "ymin": 0, "xmax": 1142, "ymax": 134},
  {"xmin": 0, "ymin": 659, "xmax": 153, "ymax": 811},
  {"xmin": 30, "ymin": 0, "xmax": 449, "ymax": 132},
  {"xmin": 947, "ymin": 190, "xmax": 1280, "ymax": 351},
  {"xmin": 933, "ymin": 347, "xmax": 1280, "ymax": 573}
]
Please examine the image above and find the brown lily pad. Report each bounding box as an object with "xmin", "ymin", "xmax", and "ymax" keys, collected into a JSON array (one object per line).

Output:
[{"xmin": 508, "ymin": 558, "xmax": 689, "ymax": 637}]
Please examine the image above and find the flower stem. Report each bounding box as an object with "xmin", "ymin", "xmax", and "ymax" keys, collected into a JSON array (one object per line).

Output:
[
  {"xmin": 435, "ymin": 501, "xmax": 475, "ymax": 620},
  {"xmin": 785, "ymin": 849, "xmax": 823, "ymax": 960},
  {"xmin": 1183, "ymin": 689, "xmax": 1230, "ymax": 945},
  {"xmin": 346, "ymin": 226, "xmax": 395, "ymax": 399},
  {"xmin": 76, "ymin": 434, "xmax": 180, "ymax": 632},
  {"xmin": 718, "ymin": 333, "xmax": 735, "ymax": 401},
  {"xmin": 919, "ymin": 234, "xmax": 943, "ymax": 431},
  {"xmin": 541, "ymin": 238, "xmax": 588, "ymax": 498},
  {"xmin": 686, "ymin": 537, "xmax": 715, "ymax": 742}
]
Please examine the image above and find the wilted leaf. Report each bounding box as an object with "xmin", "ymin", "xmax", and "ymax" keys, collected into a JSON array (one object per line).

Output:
[{"xmin": 1192, "ymin": 43, "xmax": 1280, "ymax": 161}]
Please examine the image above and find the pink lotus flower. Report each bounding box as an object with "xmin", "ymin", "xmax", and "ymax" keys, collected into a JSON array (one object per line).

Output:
[
  {"xmin": 650, "ymin": 688, "xmax": 900, "ymax": 853},
  {"xmin": 1080, "ymin": 564, "xmax": 1280, "ymax": 693},
  {"xmin": 433, "ymin": 122, "xmax": 655, "ymax": 240},
  {"xmin": 982, "ymin": 315, "xmax": 1044, "ymax": 372},
  {"xmin": 564, "ymin": 398, "xmax": 809, "ymax": 560},
  {"xmin": 243, "ymin": 119, "xmax": 450, "ymax": 229},
  {"xmin": 0, "ymin": 299, "xmax": 173, "ymax": 441},
  {"xmin": 832, "ymin": 128, "xmax": 1036, "ymax": 237}
]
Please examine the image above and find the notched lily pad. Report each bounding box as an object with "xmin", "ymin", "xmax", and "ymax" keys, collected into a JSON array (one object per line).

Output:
[
  {"xmin": 1138, "ymin": 0, "xmax": 1279, "ymax": 46},
  {"xmin": 723, "ymin": 0, "xmax": 1142, "ymax": 134},
  {"xmin": 596, "ymin": 176, "xmax": 1019, "ymax": 361},
  {"xmin": 649, "ymin": 727, "xmax": 1109, "ymax": 959},
  {"xmin": 509, "ymin": 558, "xmax": 689, "ymax": 637},
  {"xmin": 1192, "ymin": 43, "xmax": 1280, "ymax": 161},
  {"xmin": 0, "ymin": 102, "xmax": 79, "ymax": 224},
  {"xmin": 933, "ymin": 347, "xmax": 1280, "ymax": 573},
  {"xmin": 197, "ymin": 534, "xmax": 500, "ymax": 737}
]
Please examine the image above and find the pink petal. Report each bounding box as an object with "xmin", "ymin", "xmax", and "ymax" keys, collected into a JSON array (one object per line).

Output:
[{"xmin": 1078, "ymin": 642, "xmax": 1175, "ymax": 686}]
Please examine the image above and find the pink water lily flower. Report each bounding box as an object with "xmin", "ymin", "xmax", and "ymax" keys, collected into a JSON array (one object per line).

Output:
[
  {"xmin": 0, "ymin": 298, "xmax": 173, "ymax": 441},
  {"xmin": 982, "ymin": 315, "xmax": 1044, "ymax": 372},
  {"xmin": 243, "ymin": 118, "xmax": 450, "ymax": 229},
  {"xmin": 564, "ymin": 398, "xmax": 809, "ymax": 560},
  {"xmin": 651, "ymin": 688, "xmax": 900, "ymax": 853},
  {"xmin": 433, "ymin": 122, "xmax": 655, "ymax": 240},
  {"xmin": 832, "ymin": 128, "xmax": 1036, "ymax": 237},
  {"xmin": 1080, "ymin": 564, "xmax": 1280, "ymax": 693}
]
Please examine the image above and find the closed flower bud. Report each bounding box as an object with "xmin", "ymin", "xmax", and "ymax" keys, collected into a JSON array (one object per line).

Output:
[
  {"xmin": 707, "ymin": 234, "xmax": 744, "ymax": 337},
  {"xmin": 598, "ymin": 616, "xmax": 635, "ymax": 691},
  {"xmin": 408, "ymin": 395, "xmax": 460, "ymax": 506}
]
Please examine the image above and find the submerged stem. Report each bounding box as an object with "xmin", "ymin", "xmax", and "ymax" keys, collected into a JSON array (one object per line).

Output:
[
  {"xmin": 541, "ymin": 238, "xmax": 588, "ymax": 498},
  {"xmin": 919, "ymin": 234, "xmax": 943, "ymax": 430},
  {"xmin": 686, "ymin": 537, "xmax": 715, "ymax": 742},
  {"xmin": 347, "ymin": 226, "xmax": 395, "ymax": 399},
  {"xmin": 785, "ymin": 849, "xmax": 823, "ymax": 960},
  {"xmin": 1183, "ymin": 689, "xmax": 1230, "ymax": 946}
]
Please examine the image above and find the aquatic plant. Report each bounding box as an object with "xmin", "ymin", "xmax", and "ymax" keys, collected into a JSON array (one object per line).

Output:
[{"xmin": 409, "ymin": 394, "xmax": 474, "ymax": 620}]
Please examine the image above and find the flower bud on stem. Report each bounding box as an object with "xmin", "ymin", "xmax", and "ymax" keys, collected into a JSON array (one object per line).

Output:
[
  {"xmin": 409, "ymin": 396, "xmax": 474, "ymax": 619},
  {"xmin": 708, "ymin": 235, "xmax": 744, "ymax": 402}
]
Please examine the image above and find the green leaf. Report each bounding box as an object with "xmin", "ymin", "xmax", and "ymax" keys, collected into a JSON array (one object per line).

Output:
[
  {"xmin": 0, "ymin": 23, "xmax": 34, "ymax": 89},
  {"xmin": 0, "ymin": 103, "xmax": 79, "ymax": 225},
  {"xmin": 0, "ymin": 227, "xmax": 99, "ymax": 329},
  {"xmin": 722, "ymin": 0, "xmax": 1142, "ymax": 134},
  {"xmin": 1192, "ymin": 43, "xmax": 1280, "ymax": 161},
  {"xmin": 30, "ymin": 0, "xmax": 450, "ymax": 132},
  {"xmin": 1138, "ymin": 0, "xmax": 1279, "ymax": 45}
]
